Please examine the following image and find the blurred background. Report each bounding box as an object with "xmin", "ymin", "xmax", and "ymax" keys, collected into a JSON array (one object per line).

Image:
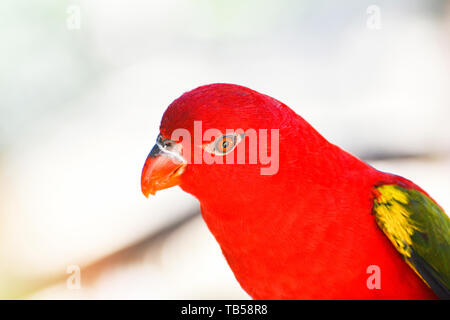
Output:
[{"xmin": 0, "ymin": 0, "xmax": 449, "ymax": 299}]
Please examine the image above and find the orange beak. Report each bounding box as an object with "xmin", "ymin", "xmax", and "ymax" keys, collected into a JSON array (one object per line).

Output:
[{"xmin": 141, "ymin": 139, "xmax": 186, "ymax": 197}]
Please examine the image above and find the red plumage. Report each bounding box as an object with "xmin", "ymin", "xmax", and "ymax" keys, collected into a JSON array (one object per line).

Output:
[{"xmin": 143, "ymin": 83, "xmax": 440, "ymax": 299}]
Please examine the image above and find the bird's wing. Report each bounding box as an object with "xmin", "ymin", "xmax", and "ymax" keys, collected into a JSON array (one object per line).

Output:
[{"xmin": 373, "ymin": 184, "xmax": 450, "ymax": 299}]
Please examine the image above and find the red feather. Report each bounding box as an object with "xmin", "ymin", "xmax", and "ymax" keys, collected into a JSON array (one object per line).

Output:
[{"xmin": 157, "ymin": 83, "xmax": 437, "ymax": 299}]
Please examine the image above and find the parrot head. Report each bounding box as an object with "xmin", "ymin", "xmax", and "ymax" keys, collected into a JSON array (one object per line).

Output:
[{"xmin": 141, "ymin": 83, "xmax": 328, "ymax": 209}]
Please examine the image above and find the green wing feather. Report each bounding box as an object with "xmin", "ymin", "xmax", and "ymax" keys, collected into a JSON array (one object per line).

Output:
[{"xmin": 373, "ymin": 184, "xmax": 450, "ymax": 299}]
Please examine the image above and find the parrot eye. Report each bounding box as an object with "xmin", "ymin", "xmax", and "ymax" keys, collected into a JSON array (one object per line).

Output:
[
  {"xmin": 156, "ymin": 134, "xmax": 177, "ymax": 151},
  {"xmin": 206, "ymin": 133, "xmax": 243, "ymax": 155}
]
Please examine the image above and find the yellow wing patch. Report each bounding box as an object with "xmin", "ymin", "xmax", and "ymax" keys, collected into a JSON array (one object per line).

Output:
[
  {"xmin": 374, "ymin": 185, "xmax": 422, "ymax": 258},
  {"xmin": 373, "ymin": 184, "xmax": 450, "ymax": 298}
]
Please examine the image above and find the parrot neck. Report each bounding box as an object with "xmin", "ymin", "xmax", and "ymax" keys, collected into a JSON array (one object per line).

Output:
[{"xmin": 193, "ymin": 127, "xmax": 386, "ymax": 256}]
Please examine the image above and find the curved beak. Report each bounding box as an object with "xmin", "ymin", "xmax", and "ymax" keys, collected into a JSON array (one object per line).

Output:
[{"xmin": 141, "ymin": 136, "xmax": 186, "ymax": 197}]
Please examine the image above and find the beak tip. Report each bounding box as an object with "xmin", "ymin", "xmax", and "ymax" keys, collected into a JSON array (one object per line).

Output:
[{"xmin": 141, "ymin": 186, "xmax": 155, "ymax": 198}]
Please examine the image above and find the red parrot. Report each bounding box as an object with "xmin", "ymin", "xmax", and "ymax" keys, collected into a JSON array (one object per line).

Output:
[{"xmin": 141, "ymin": 83, "xmax": 450, "ymax": 299}]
